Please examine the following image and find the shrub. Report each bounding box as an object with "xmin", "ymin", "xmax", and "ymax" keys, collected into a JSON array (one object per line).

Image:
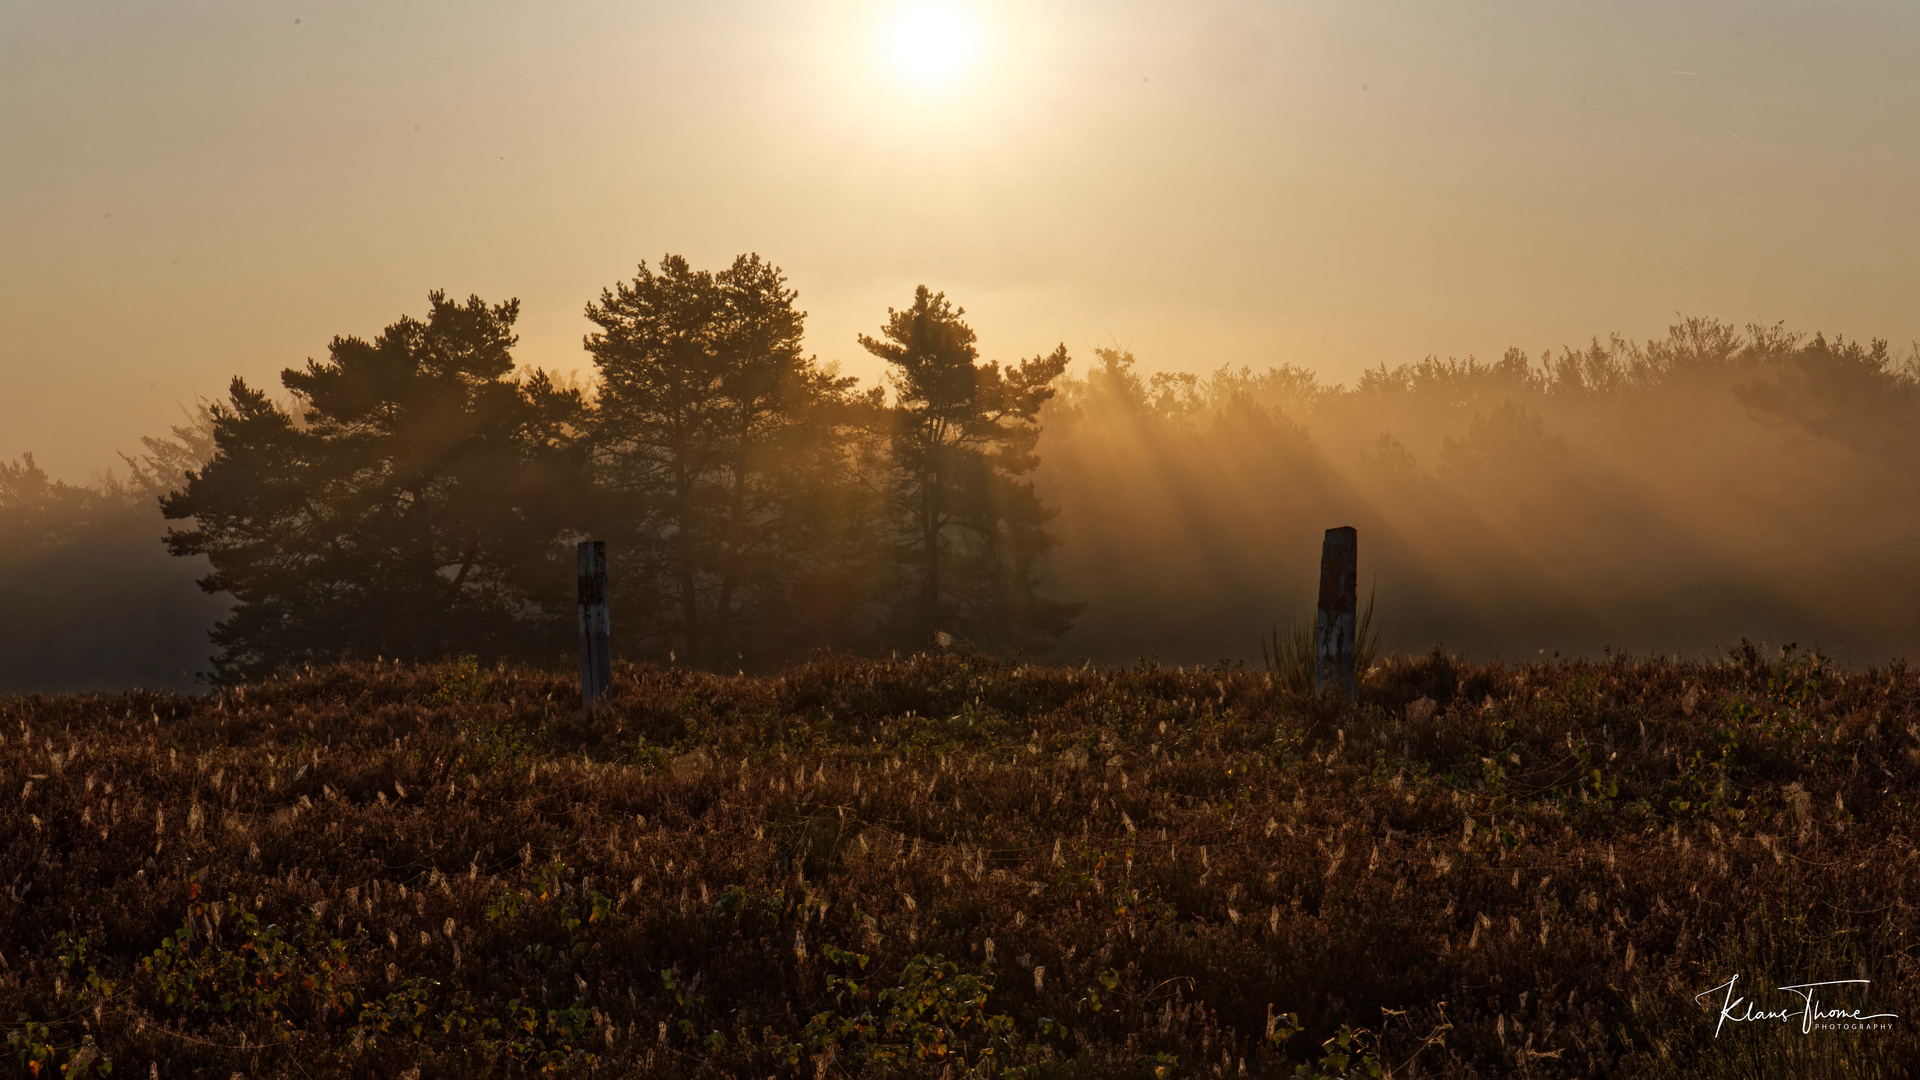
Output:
[{"xmin": 0, "ymin": 649, "xmax": 1913, "ymax": 1076}]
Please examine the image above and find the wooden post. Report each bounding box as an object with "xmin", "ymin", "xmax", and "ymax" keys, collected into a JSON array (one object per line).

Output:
[
  {"xmin": 577, "ymin": 540, "xmax": 611, "ymax": 710},
  {"xmin": 1313, "ymin": 526, "xmax": 1357, "ymax": 702}
]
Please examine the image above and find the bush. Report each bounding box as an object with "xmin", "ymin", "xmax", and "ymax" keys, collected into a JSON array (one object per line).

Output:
[{"xmin": 0, "ymin": 649, "xmax": 1913, "ymax": 1076}]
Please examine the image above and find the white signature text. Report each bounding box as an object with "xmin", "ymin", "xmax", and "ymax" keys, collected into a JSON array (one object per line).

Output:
[{"xmin": 1695, "ymin": 975, "xmax": 1898, "ymax": 1037}]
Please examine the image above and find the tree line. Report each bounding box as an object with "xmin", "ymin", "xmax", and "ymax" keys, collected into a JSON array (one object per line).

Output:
[
  {"xmin": 10, "ymin": 293, "xmax": 1920, "ymax": 691},
  {"xmin": 157, "ymin": 256, "xmax": 1079, "ymax": 683},
  {"xmin": 1038, "ymin": 317, "xmax": 1920, "ymax": 662}
]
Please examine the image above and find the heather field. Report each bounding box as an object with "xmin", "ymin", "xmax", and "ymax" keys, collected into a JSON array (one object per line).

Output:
[{"xmin": 2, "ymin": 648, "xmax": 1915, "ymax": 1078}]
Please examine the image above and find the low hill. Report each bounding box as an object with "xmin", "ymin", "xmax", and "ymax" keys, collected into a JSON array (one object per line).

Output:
[{"xmin": 1, "ymin": 649, "xmax": 1913, "ymax": 1077}]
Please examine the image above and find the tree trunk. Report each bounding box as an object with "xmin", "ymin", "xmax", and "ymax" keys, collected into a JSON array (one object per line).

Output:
[
  {"xmin": 673, "ymin": 457, "xmax": 701, "ymax": 665},
  {"xmin": 922, "ymin": 422, "xmax": 945, "ymax": 644},
  {"xmin": 715, "ymin": 412, "xmax": 755, "ymax": 661}
]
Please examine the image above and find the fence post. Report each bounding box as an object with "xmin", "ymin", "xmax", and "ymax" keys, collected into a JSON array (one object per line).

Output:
[
  {"xmin": 1313, "ymin": 526, "xmax": 1357, "ymax": 702},
  {"xmin": 577, "ymin": 540, "xmax": 611, "ymax": 710}
]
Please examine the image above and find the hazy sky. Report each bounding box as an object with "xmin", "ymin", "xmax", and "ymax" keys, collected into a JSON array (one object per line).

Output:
[{"xmin": 5, "ymin": 0, "xmax": 1918, "ymax": 481}]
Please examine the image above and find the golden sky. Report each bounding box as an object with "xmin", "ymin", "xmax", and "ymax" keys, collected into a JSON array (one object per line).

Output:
[{"xmin": 5, "ymin": 0, "xmax": 1919, "ymax": 479}]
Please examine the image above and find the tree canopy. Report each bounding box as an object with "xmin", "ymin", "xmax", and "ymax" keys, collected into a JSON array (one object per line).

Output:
[
  {"xmin": 163, "ymin": 292, "xmax": 589, "ymax": 683},
  {"xmin": 149, "ymin": 262, "xmax": 1077, "ymax": 682},
  {"xmin": 860, "ymin": 286, "xmax": 1079, "ymax": 653},
  {"xmin": 584, "ymin": 254, "xmax": 886, "ymax": 667}
]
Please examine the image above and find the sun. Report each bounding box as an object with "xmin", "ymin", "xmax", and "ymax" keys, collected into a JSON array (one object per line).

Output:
[{"xmin": 879, "ymin": 1, "xmax": 982, "ymax": 90}]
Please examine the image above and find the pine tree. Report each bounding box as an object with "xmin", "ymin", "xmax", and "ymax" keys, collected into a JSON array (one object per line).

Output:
[
  {"xmin": 586, "ymin": 254, "xmax": 882, "ymax": 666},
  {"xmin": 161, "ymin": 292, "xmax": 588, "ymax": 683},
  {"xmin": 0, "ymin": 453, "xmax": 106, "ymax": 555},
  {"xmin": 859, "ymin": 286, "xmax": 1079, "ymax": 653}
]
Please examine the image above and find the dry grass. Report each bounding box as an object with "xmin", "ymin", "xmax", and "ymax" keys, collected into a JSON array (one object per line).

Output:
[{"xmin": 2, "ymin": 645, "xmax": 1916, "ymax": 1078}]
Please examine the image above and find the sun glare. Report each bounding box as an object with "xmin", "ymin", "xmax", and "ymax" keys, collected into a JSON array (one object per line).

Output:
[{"xmin": 879, "ymin": 1, "xmax": 982, "ymax": 90}]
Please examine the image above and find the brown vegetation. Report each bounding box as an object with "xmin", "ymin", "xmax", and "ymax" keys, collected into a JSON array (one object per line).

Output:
[{"xmin": 2, "ymin": 648, "xmax": 1915, "ymax": 1077}]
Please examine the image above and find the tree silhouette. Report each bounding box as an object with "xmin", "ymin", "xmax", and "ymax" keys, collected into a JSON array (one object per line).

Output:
[
  {"xmin": 586, "ymin": 254, "xmax": 881, "ymax": 666},
  {"xmin": 859, "ymin": 286, "xmax": 1079, "ymax": 653},
  {"xmin": 162, "ymin": 292, "xmax": 588, "ymax": 683},
  {"xmin": 0, "ymin": 453, "xmax": 106, "ymax": 555},
  {"xmin": 1738, "ymin": 333, "xmax": 1918, "ymax": 458}
]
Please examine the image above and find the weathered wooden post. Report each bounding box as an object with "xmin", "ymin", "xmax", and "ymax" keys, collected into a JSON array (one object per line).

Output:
[
  {"xmin": 577, "ymin": 540, "xmax": 611, "ymax": 710},
  {"xmin": 1313, "ymin": 526, "xmax": 1357, "ymax": 702}
]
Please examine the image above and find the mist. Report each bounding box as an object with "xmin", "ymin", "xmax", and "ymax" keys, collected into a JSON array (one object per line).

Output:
[
  {"xmin": 1041, "ymin": 317, "xmax": 1920, "ymax": 666},
  {"xmin": 6, "ymin": 307, "xmax": 1917, "ymax": 694},
  {"xmin": 0, "ymin": 412, "xmax": 227, "ymax": 693}
]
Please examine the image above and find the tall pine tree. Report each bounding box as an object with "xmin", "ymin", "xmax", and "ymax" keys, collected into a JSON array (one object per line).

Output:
[
  {"xmin": 859, "ymin": 286, "xmax": 1079, "ymax": 653},
  {"xmin": 162, "ymin": 292, "xmax": 588, "ymax": 683},
  {"xmin": 586, "ymin": 254, "xmax": 882, "ymax": 666}
]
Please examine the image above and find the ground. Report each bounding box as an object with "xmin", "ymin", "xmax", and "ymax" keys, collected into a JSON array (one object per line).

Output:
[{"xmin": 1, "ymin": 647, "xmax": 1914, "ymax": 1077}]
